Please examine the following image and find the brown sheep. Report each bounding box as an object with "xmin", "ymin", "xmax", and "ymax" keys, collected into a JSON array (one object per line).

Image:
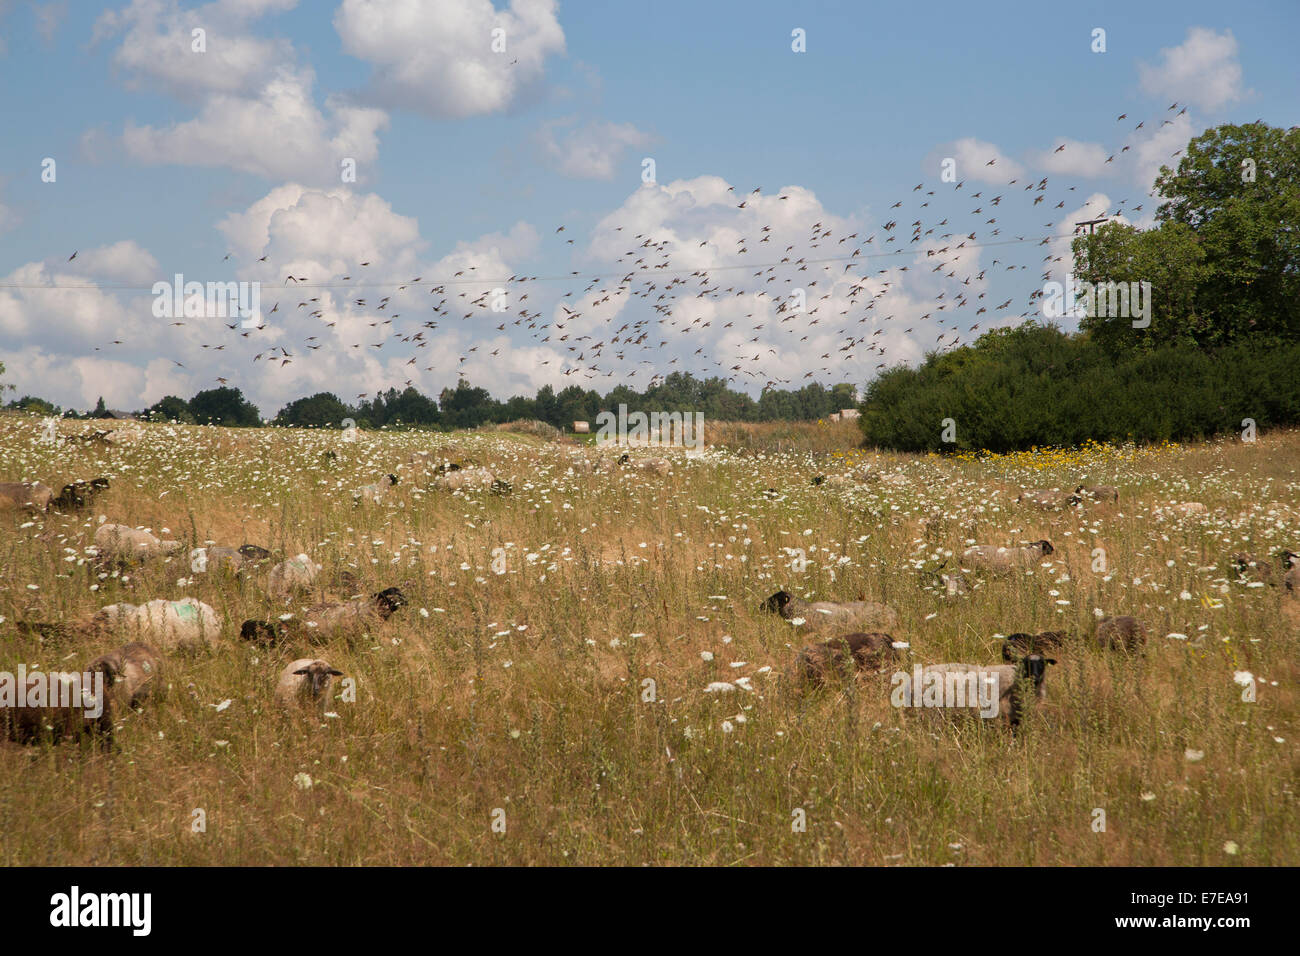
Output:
[
  {"xmin": 0, "ymin": 481, "xmax": 54, "ymax": 512},
  {"xmin": 0, "ymin": 659, "xmax": 116, "ymax": 750},
  {"xmin": 1096, "ymin": 615, "xmax": 1148, "ymax": 651},
  {"xmin": 791, "ymin": 632, "xmax": 899, "ymax": 687},
  {"xmin": 87, "ymin": 642, "xmax": 163, "ymax": 709}
]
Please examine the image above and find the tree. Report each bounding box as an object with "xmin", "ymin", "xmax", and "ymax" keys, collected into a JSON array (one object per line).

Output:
[
  {"xmin": 188, "ymin": 387, "xmax": 261, "ymax": 427},
  {"xmin": 7, "ymin": 395, "xmax": 61, "ymax": 417},
  {"xmin": 92, "ymin": 396, "xmax": 108, "ymax": 418},
  {"xmin": 274, "ymin": 392, "xmax": 353, "ymax": 428},
  {"xmin": 146, "ymin": 395, "xmax": 195, "ymax": 424}
]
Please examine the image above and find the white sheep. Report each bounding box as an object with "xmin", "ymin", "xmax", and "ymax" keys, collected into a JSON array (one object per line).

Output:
[
  {"xmin": 275, "ymin": 658, "xmax": 344, "ymax": 715},
  {"xmin": 267, "ymin": 553, "xmax": 322, "ymax": 600},
  {"xmin": 764, "ymin": 591, "xmax": 899, "ymax": 631},
  {"xmin": 0, "ymin": 480, "xmax": 54, "ymax": 512},
  {"xmin": 895, "ymin": 654, "xmax": 1055, "ymax": 729},
  {"xmin": 93, "ymin": 523, "xmax": 182, "ymax": 563},
  {"xmin": 354, "ymin": 474, "xmax": 398, "ymax": 504},
  {"xmin": 90, "ymin": 598, "xmax": 220, "ymax": 652},
  {"xmin": 961, "ymin": 540, "xmax": 1054, "ymax": 572}
]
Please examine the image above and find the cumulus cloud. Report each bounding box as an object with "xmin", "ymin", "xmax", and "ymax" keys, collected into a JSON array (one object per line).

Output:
[
  {"xmin": 933, "ymin": 137, "xmax": 1025, "ymax": 184},
  {"xmin": 1030, "ymin": 138, "xmax": 1111, "ymax": 178},
  {"xmin": 334, "ymin": 0, "xmax": 566, "ymax": 118},
  {"xmin": 535, "ymin": 119, "xmax": 655, "ymax": 180},
  {"xmin": 1139, "ymin": 27, "xmax": 1246, "ymax": 112},
  {"xmin": 122, "ymin": 66, "xmax": 388, "ymax": 184}
]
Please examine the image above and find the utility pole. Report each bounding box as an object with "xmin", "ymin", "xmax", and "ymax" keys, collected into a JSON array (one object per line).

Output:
[{"xmin": 1074, "ymin": 216, "xmax": 1109, "ymax": 235}]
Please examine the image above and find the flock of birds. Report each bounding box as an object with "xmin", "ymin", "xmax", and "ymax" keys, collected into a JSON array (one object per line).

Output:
[{"xmin": 83, "ymin": 104, "xmax": 1204, "ymax": 402}]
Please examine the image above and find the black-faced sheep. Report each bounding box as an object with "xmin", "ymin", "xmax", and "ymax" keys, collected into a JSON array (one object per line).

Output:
[
  {"xmin": 763, "ymin": 590, "xmax": 899, "ymax": 632},
  {"xmin": 87, "ymin": 642, "xmax": 163, "ymax": 709},
  {"xmin": 50, "ymin": 477, "xmax": 111, "ymax": 512},
  {"xmin": 1232, "ymin": 550, "xmax": 1298, "ymax": 587},
  {"xmin": 267, "ymin": 553, "xmax": 322, "ymax": 601},
  {"xmin": 243, "ymin": 587, "xmax": 407, "ymax": 645},
  {"xmin": 899, "ymin": 654, "xmax": 1055, "ymax": 729},
  {"xmin": 275, "ymin": 658, "xmax": 343, "ymax": 715},
  {"xmin": 1018, "ymin": 488, "xmax": 1081, "ymax": 510},
  {"xmin": 354, "ymin": 474, "xmax": 399, "ymax": 504},
  {"xmin": 1001, "ymin": 630, "xmax": 1067, "ymax": 662},
  {"xmin": 1076, "ymin": 484, "xmax": 1118, "ymax": 502}
]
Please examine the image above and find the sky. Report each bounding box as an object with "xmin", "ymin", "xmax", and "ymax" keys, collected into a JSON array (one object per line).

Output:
[{"xmin": 1, "ymin": 0, "xmax": 1296, "ymax": 416}]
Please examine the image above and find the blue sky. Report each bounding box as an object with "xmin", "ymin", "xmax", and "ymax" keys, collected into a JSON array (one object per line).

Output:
[{"xmin": 1, "ymin": 0, "xmax": 1296, "ymax": 415}]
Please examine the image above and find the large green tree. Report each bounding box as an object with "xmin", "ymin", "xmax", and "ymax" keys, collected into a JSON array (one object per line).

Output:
[
  {"xmin": 189, "ymin": 386, "xmax": 261, "ymax": 427},
  {"xmin": 274, "ymin": 392, "xmax": 353, "ymax": 428}
]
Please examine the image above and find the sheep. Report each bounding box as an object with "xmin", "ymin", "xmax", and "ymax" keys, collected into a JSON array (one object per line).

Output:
[
  {"xmin": 898, "ymin": 654, "xmax": 1055, "ymax": 729},
  {"xmin": 1, "ymin": 659, "xmax": 116, "ymax": 750},
  {"xmin": 86, "ymin": 642, "xmax": 163, "ymax": 709},
  {"xmin": 243, "ymin": 587, "xmax": 408, "ymax": 646},
  {"xmin": 354, "ymin": 474, "xmax": 398, "ymax": 504},
  {"xmin": 790, "ymin": 632, "xmax": 899, "ymax": 688},
  {"xmin": 1001, "ymin": 630, "xmax": 1067, "ymax": 662},
  {"xmin": 763, "ymin": 590, "xmax": 899, "ymax": 632},
  {"xmin": 1018, "ymin": 488, "xmax": 1081, "ymax": 510},
  {"xmin": 275, "ymin": 658, "xmax": 343, "ymax": 715},
  {"xmin": 90, "ymin": 598, "xmax": 220, "ymax": 652},
  {"xmin": 432, "ymin": 465, "xmax": 497, "ymax": 491},
  {"xmin": 961, "ymin": 540, "xmax": 1054, "ymax": 572},
  {"xmin": 267, "ymin": 553, "xmax": 322, "ymax": 601},
  {"xmin": 1076, "ymin": 484, "xmax": 1118, "ymax": 502},
  {"xmin": 92, "ymin": 523, "xmax": 182, "ymax": 563},
  {"xmin": 1173, "ymin": 502, "xmax": 1207, "ymax": 515},
  {"xmin": 1095, "ymin": 615, "xmax": 1148, "ymax": 652},
  {"xmin": 50, "ymin": 477, "xmax": 111, "ymax": 511},
  {"xmin": 0, "ymin": 481, "xmax": 54, "ymax": 512},
  {"xmin": 1232, "ymin": 550, "xmax": 1298, "ymax": 587},
  {"xmin": 201, "ymin": 543, "xmax": 272, "ymax": 574}
]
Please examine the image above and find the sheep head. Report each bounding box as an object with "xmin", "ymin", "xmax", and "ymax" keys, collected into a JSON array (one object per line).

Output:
[
  {"xmin": 373, "ymin": 587, "xmax": 408, "ymax": 618},
  {"xmin": 294, "ymin": 661, "xmax": 344, "ymax": 699},
  {"xmin": 763, "ymin": 590, "xmax": 793, "ymax": 616}
]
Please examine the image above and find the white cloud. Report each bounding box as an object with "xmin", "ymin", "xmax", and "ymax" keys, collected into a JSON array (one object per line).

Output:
[
  {"xmin": 1029, "ymin": 138, "xmax": 1111, "ymax": 178},
  {"xmin": 935, "ymin": 138, "xmax": 1025, "ymax": 184},
  {"xmin": 1139, "ymin": 27, "xmax": 1246, "ymax": 112},
  {"xmin": 334, "ymin": 0, "xmax": 566, "ymax": 118},
  {"xmin": 122, "ymin": 67, "xmax": 388, "ymax": 184},
  {"xmin": 535, "ymin": 119, "xmax": 655, "ymax": 180}
]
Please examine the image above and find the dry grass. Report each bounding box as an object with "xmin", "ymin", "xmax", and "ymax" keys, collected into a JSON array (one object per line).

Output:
[{"xmin": 0, "ymin": 412, "xmax": 1296, "ymax": 865}]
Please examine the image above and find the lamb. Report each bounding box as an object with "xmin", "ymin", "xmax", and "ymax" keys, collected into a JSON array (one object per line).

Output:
[
  {"xmin": 1076, "ymin": 484, "xmax": 1118, "ymax": 502},
  {"xmin": 0, "ymin": 480, "xmax": 54, "ymax": 512},
  {"xmin": 50, "ymin": 477, "xmax": 111, "ymax": 511},
  {"xmin": 790, "ymin": 632, "xmax": 899, "ymax": 688},
  {"xmin": 900, "ymin": 654, "xmax": 1055, "ymax": 729},
  {"xmin": 1018, "ymin": 488, "xmax": 1081, "ymax": 510},
  {"xmin": 86, "ymin": 642, "xmax": 163, "ymax": 709},
  {"xmin": 243, "ymin": 587, "xmax": 408, "ymax": 645},
  {"xmin": 90, "ymin": 598, "xmax": 220, "ymax": 652},
  {"xmin": 267, "ymin": 553, "xmax": 322, "ymax": 600},
  {"xmin": 763, "ymin": 590, "xmax": 899, "ymax": 631},
  {"xmin": 354, "ymin": 474, "xmax": 398, "ymax": 504},
  {"xmin": 1001, "ymin": 630, "xmax": 1067, "ymax": 662},
  {"xmin": 1, "ymin": 658, "xmax": 116, "ymax": 750},
  {"xmin": 961, "ymin": 540, "xmax": 1054, "ymax": 572},
  {"xmin": 92, "ymin": 523, "xmax": 183, "ymax": 563},
  {"xmin": 275, "ymin": 658, "xmax": 344, "ymax": 715},
  {"xmin": 1095, "ymin": 615, "xmax": 1148, "ymax": 652}
]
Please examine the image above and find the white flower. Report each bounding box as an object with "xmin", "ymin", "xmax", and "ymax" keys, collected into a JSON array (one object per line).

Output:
[
  {"xmin": 704, "ymin": 681, "xmax": 736, "ymax": 694},
  {"xmin": 1141, "ymin": 791, "xmax": 1156, "ymax": 802},
  {"xmin": 700, "ymin": 651, "xmax": 714, "ymax": 662},
  {"xmin": 1184, "ymin": 748, "xmax": 1205, "ymax": 762},
  {"xmin": 721, "ymin": 720, "xmax": 735, "ymax": 733},
  {"xmin": 293, "ymin": 772, "xmax": 313, "ymax": 791},
  {"xmin": 1222, "ymin": 841, "xmax": 1239, "ymax": 856},
  {"xmin": 214, "ymin": 699, "xmax": 232, "ymax": 713}
]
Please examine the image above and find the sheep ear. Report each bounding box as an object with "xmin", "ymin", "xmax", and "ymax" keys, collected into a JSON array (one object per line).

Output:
[
  {"xmin": 328, "ymin": 669, "xmax": 343, "ymax": 677},
  {"xmin": 1045, "ymin": 658, "xmax": 1057, "ymax": 665}
]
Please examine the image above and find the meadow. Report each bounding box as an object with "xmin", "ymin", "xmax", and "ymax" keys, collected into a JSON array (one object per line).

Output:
[{"xmin": 1, "ymin": 412, "xmax": 1296, "ymax": 866}]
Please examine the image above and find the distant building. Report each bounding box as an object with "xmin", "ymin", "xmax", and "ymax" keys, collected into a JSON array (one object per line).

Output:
[
  {"xmin": 573, "ymin": 421, "xmax": 590, "ymax": 433},
  {"xmin": 840, "ymin": 408, "xmax": 861, "ymax": 420}
]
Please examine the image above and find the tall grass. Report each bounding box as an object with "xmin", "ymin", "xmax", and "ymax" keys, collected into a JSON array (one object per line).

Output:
[{"xmin": 0, "ymin": 413, "xmax": 1295, "ymax": 865}]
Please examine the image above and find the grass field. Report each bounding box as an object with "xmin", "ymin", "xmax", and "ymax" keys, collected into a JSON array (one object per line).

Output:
[{"xmin": 1, "ymin": 412, "xmax": 1297, "ymax": 865}]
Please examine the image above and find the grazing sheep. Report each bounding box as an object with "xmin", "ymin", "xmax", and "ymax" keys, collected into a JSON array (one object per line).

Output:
[
  {"xmin": 1232, "ymin": 550, "xmax": 1298, "ymax": 587},
  {"xmin": 1095, "ymin": 615, "xmax": 1148, "ymax": 652},
  {"xmin": 902, "ymin": 654, "xmax": 1055, "ymax": 729},
  {"xmin": 0, "ymin": 481, "xmax": 54, "ymax": 512},
  {"xmin": 961, "ymin": 540, "xmax": 1054, "ymax": 572},
  {"xmin": 1001, "ymin": 630, "xmax": 1067, "ymax": 662},
  {"xmin": 354, "ymin": 474, "xmax": 398, "ymax": 504},
  {"xmin": 791, "ymin": 632, "xmax": 899, "ymax": 688},
  {"xmin": 1, "ymin": 659, "xmax": 116, "ymax": 750},
  {"xmin": 92, "ymin": 523, "xmax": 182, "ymax": 563},
  {"xmin": 50, "ymin": 477, "xmax": 111, "ymax": 511},
  {"xmin": 432, "ymin": 466, "xmax": 497, "ymax": 491},
  {"xmin": 243, "ymin": 587, "xmax": 408, "ymax": 645},
  {"xmin": 1286, "ymin": 563, "xmax": 1299, "ymax": 598},
  {"xmin": 87, "ymin": 642, "xmax": 163, "ymax": 709},
  {"xmin": 202, "ymin": 543, "xmax": 271, "ymax": 574},
  {"xmin": 1018, "ymin": 488, "xmax": 1081, "ymax": 510},
  {"xmin": 1076, "ymin": 484, "xmax": 1118, "ymax": 502},
  {"xmin": 275, "ymin": 658, "xmax": 343, "ymax": 715},
  {"xmin": 763, "ymin": 590, "xmax": 899, "ymax": 631},
  {"xmin": 267, "ymin": 553, "xmax": 322, "ymax": 600},
  {"xmin": 90, "ymin": 598, "xmax": 220, "ymax": 652}
]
